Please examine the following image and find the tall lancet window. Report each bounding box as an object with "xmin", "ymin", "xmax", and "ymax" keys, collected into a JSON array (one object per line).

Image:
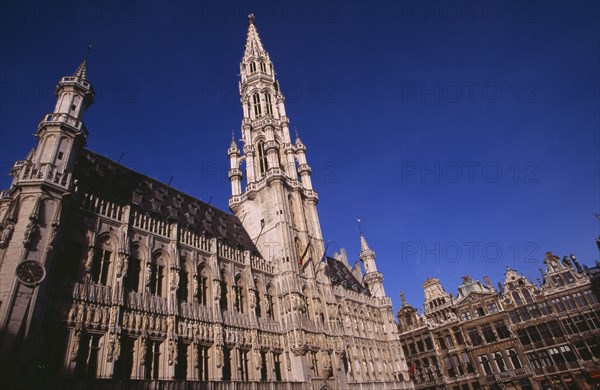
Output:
[
  {"xmin": 253, "ymin": 93, "xmax": 262, "ymax": 117},
  {"xmin": 265, "ymin": 92, "xmax": 273, "ymax": 115},
  {"xmin": 250, "ymin": 62, "xmax": 256, "ymax": 73},
  {"xmin": 257, "ymin": 142, "xmax": 268, "ymax": 176},
  {"xmin": 260, "ymin": 61, "xmax": 266, "ymax": 72}
]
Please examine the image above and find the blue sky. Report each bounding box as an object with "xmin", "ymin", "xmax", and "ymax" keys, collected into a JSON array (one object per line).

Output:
[{"xmin": 1, "ymin": 1, "xmax": 598, "ymax": 313}]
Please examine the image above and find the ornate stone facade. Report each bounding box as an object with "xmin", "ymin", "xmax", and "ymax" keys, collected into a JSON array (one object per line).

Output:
[
  {"xmin": 398, "ymin": 253, "xmax": 600, "ymax": 390},
  {"xmin": 0, "ymin": 15, "xmax": 413, "ymax": 390}
]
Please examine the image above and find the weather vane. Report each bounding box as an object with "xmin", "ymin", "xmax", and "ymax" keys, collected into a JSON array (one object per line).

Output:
[{"xmin": 356, "ymin": 218, "xmax": 363, "ymax": 235}]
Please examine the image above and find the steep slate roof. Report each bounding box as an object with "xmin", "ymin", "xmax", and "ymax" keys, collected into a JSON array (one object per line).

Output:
[
  {"xmin": 325, "ymin": 256, "xmax": 370, "ymax": 295},
  {"xmin": 73, "ymin": 149, "xmax": 260, "ymax": 256}
]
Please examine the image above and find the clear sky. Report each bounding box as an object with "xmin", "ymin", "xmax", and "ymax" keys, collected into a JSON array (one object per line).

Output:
[{"xmin": 1, "ymin": 1, "xmax": 598, "ymax": 313}]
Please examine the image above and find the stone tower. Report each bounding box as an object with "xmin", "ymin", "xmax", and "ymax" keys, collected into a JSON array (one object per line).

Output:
[
  {"xmin": 229, "ymin": 14, "xmax": 323, "ymax": 273},
  {"xmin": 0, "ymin": 57, "xmax": 94, "ymax": 374},
  {"xmin": 359, "ymin": 234, "xmax": 386, "ymax": 298}
]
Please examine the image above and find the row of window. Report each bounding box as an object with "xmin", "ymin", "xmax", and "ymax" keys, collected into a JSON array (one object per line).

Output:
[
  {"xmin": 548, "ymin": 271, "xmax": 576, "ymax": 288},
  {"xmin": 444, "ymin": 352, "xmax": 475, "ymax": 377},
  {"xmin": 251, "ymin": 92, "xmax": 274, "ymax": 118},
  {"xmin": 516, "ymin": 320, "xmax": 565, "ymax": 345},
  {"xmin": 74, "ymin": 333, "xmax": 283, "ymax": 381},
  {"xmin": 477, "ymin": 348, "xmax": 522, "ymax": 375},
  {"xmin": 562, "ymin": 312, "xmax": 600, "ymax": 334},
  {"xmin": 526, "ymin": 345, "xmax": 577, "ymax": 369},
  {"xmin": 63, "ymin": 241, "xmax": 279, "ymax": 319},
  {"xmin": 508, "ymin": 291, "xmax": 597, "ymax": 324},
  {"xmin": 248, "ymin": 61, "xmax": 269, "ymax": 74},
  {"xmin": 467, "ymin": 321, "xmax": 511, "ymax": 347},
  {"xmin": 418, "ymin": 348, "xmax": 523, "ymax": 379},
  {"xmin": 461, "ymin": 302, "xmax": 499, "ymax": 321},
  {"xmin": 404, "ymin": 336, "xmax": 435, "ymax": 356}
]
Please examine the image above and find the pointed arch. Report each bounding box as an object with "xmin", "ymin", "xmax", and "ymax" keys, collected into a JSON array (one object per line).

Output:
[
  {"xmin": 220, "ymin": 268, "xmax": 231, "ymax": 311},
  {"xmin": 91, "ymin": 233, "xmax": 116, "ymax": 286},
  {"xmin": 149, "ymin": 250, "xmax": 167, "ymax": 297},
  {"xmin": 266, "ymin": 283, "xmax": 277, "ymax": 320},
  {"xmin": 264, "ymin": 91, "xmax": 273, "ymax": 115},
  {"xmin": 234, "ymin": 273, "xmax": 247, "ymax": 314},
  {"xmin": 252, "ymin": 92, "xmax": 262, "ymax": 117},
  {"xmin": 257, "ymin": 141, "xmax": 268, "ymax": 177},
  {"xmin": 196, "ymin": 263, "xmax": 212, "ymax": 305}
]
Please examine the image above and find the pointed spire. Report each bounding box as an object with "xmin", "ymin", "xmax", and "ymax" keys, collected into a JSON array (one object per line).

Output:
[
  {"xmin": 360, "ymin": 234, "xmax": 370, "ymax": 252},
  {"xmin": 244, "ymin": 14, "xmax": 267, "ymax": 60},
  {"xmin": 294, "ymin": 128, "xmax": 304, "ymax": 145},
  {"xmin": 74, "ymin": 45, "xmax": 91, "ymax": 81},
  {"xmin": 230, "ymin": 129, "xmax": 237, "ymax": 148},
  {"xmin": 356, "ymin": 218, "xmax": 371, "ymax": 251}
]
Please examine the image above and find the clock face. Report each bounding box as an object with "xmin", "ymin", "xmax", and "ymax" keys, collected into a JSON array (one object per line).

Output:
[{"xmin": 15, "ymin": 260, "xmax": 46, "ymax": 286}]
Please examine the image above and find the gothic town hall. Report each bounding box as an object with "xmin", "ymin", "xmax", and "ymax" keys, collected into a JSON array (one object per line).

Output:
[{"xmin": 0, "ymin": 15, "xmax": 414, "ymax": 390}]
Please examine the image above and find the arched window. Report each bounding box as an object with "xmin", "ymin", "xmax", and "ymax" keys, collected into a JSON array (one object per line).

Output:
[
  {"xmin": 266, "ymin": 284, "xmax": 276, "ymax": 320},
  {"xmin": 494, "ymin": 351, "xmax": 507, "ymax": 372},
  {"xmin": 143, "ymin": 340, "xmax": 162, "ymax": 379},
  {"xmin": 257, "ymin": 141, "xmax": 268, "ymax": 176},
  {"xmin": 522, "ymin": 288, "xmax": 533, "ymax": 303},
  {"xmin": 254, "ymin": 278, "xmax": 262, "ymax": 317},
  {"xmin": 405, "ymin": 313, "xmax": 413, "ymax": 326},
  {"xmin": 253, "ymin": 93, "xmax": 262, "ymax": 117},
  {"xmin": 234, "ymin": 274, "xmax": 246, "ymax": 314},
  {"xmin": 511, "ymin": 291, "xmax": 523, "ymax": 306},
  {"xmin": 149, "ymin": 253, "xmax": 166, "ymax": 297},
  {"xmin": 249, "ymin": 62, "xmax": 256, "ymax": 73},
  {"xmin": 178, "ymin": 264, "xmax": 190, "ymax": 303},
  {"xmin": 265, "ymin": 92, "xmax": 273, "ymax": 115},
  {"xmin": 220, "ymin": 270, "xmax": 229, "ymax": 311},
  {"xmin": 91, "ymin": 237, "xmax": 113, "ymax": 285},
  {"xmin": 196, "ymin": 267, "xmax": 210, "ymax": 305},
  {"xmin": 260, "ymin": 61, "xmax": 266, "ymax": 72},
  {"xmin": 126, "ymin": 244, "xmax": 142, "ymax": 292}
]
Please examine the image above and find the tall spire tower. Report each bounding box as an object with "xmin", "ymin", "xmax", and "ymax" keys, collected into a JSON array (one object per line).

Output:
[
  {"xmin": 0, "ymin": 55, "xmax": 94, "ymax": 373},
  {"xmin": 229, "ymin": 14, "xmax": 323, "ymax": 272}
]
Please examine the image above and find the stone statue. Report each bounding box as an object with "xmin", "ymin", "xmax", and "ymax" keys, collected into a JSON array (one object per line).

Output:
[
  {"xmin": 71, "ymin": 328, "xmax": 82, "ymax": 361},
  {"xmin": 107, "ymin": 333, "xmax": 115, "ymax": 362},
  {"xmin": 214, "ymin": 279, "xmax": 221, "ymax": 300},
  {"xmin": 23, "ymin": 221, "xmax": 37, "ymax": 246},
  {"xmin": 145, "ymin": 263, "xmax": 152, "ymax": 286},
  {"xmin": 216, "ymin": 347, "xmax": 223, "ymax": 368},
  {"xmin": 85, "ymin": 246, "xmax": 95, "ymax": 273},
  {"xmin": 67, "ymin": 304, "xmax": 76, "ymax": 323},
  {"xmin": 168, "ymin": 339, "xmax": 176, "ymax": 365},
  {"xmin": 193, "ymin": 274, "xmax": 199, "ymax": 298},
  {"xmin": 139, "ymin": 338, "xmax": 147, "ymax": 365},
  {"xmin": 0, "ymin": 222, "xmax": 14, "ymax": 247},
  {"xmin": 170, "ymin": 269, "xmax": 179, "ymax": 291}
]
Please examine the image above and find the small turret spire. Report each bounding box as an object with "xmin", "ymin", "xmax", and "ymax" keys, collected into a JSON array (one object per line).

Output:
[
  {"xmin": 74, "ymin": 45, "xmax": 91, "ymax": 81},
  {"xmin": 230, "ymin": 129, "xmax": 237, "ymax": 148},
  {"xmin": 360, "ymin": 233, "xmax": 370, "ymax": 252},
  {"xmin": 244, "ymin": 14, "xmax": 267, "ymax": 60}
]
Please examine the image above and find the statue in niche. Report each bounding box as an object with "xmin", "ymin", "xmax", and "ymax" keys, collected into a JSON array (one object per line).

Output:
[{"xmin": 0, "ymin": 222, "xmax": 14, "ymax": 247}]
